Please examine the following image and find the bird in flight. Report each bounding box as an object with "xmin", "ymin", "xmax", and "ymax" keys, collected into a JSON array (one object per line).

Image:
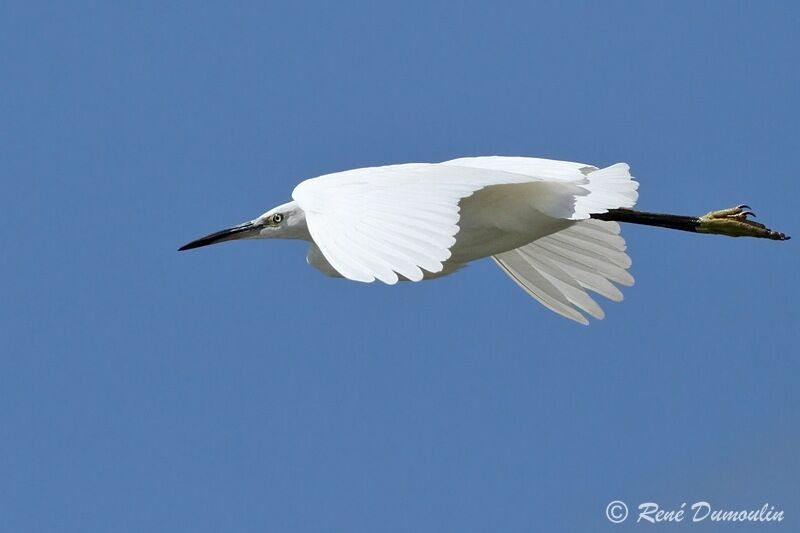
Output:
[{"xmin": 179, "ymin": 156, "xmax": 788, "ymax": 324}]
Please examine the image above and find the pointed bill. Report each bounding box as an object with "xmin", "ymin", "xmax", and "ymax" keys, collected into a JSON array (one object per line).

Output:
[{"xmin": 178, "ymin": 221, "xmax": 259, "ymax": 251}]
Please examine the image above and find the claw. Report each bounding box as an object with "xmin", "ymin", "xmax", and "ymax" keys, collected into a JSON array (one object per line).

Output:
[{"xmin": 698, "ymin": 205, "xmax": 789, "ymax": 240}]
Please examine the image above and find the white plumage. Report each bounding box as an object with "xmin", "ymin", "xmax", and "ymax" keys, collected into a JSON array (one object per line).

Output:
[
  {"xmin": 181, "ymin": 156, "xmax": 640, "ymax": 324},
  {"xmin": 493, "ymin": 219, "xmax": 633, "ymax": 324}
]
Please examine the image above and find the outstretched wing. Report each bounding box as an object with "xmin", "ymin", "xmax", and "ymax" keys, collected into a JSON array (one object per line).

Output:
[
  {"xmin": 292, "ymin": 163, "xmax": 540, "ymax": 284},
  {"xmin": 493, "ymin": 219, "xmax": 634, "ymax": 324}
]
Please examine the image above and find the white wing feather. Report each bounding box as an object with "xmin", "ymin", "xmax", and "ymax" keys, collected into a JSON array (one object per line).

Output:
[
  {"xmin": 493, "ymin": 219, "xmax": 634, "ymax": 324},
  {"xmin": 293, "ymin": 163, "xmax": 538, "ymax": 283}
]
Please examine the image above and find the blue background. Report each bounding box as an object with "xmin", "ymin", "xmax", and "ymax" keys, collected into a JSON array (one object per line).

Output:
[{"xmin": 2, "ymin": 1, "xmax": 798, "ymax": 531}]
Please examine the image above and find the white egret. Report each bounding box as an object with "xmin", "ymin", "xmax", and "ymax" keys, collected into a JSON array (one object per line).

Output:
[{"xmin": 179, "ymin": 156, "xmax": 788, "ymax": 324}]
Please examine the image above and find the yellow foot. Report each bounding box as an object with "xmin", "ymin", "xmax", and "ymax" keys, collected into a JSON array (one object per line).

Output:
[{"xmin": 698, "ymin": 205, "xmax": 790, "ymax": 240}]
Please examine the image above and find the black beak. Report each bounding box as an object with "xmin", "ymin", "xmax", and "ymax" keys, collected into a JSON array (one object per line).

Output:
[{"xmin": 178, "ymin": 221, "xmax": 258, "ymax": 251}]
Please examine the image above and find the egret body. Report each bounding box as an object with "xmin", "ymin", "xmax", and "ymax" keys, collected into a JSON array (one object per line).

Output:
[{"xmin": 180, "ymin": 156, "xmax": 788, "ymax": 324}]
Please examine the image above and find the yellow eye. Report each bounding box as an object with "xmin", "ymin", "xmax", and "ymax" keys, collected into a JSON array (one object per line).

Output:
[{"xmin": 272, "ymin": 213, "xmax": 283, "ymax": 224}]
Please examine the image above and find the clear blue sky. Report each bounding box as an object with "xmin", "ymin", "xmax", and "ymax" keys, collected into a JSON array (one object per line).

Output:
[{"xmin": 2, "ymin": 2, "xmax": 798, "ymax": 532}]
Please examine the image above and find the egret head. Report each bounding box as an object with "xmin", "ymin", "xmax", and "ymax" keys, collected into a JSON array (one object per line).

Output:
[{"xmin": 178, "ymin": 200, "xmax": 308, "ymax": 251}]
